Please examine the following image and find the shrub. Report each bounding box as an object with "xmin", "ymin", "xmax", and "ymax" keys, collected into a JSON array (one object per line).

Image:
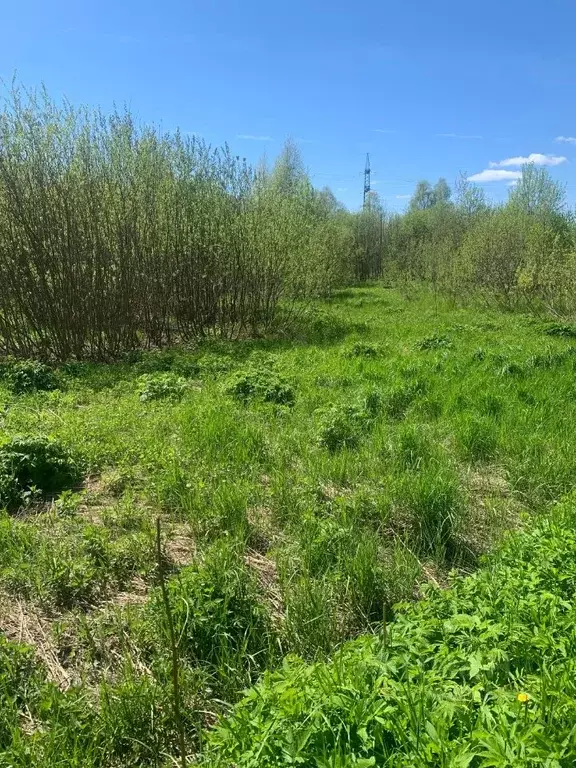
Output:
[
  {"xmin": 137, "ymin": 373, "xmax": 189, "ymax": 403},
  {"xmin": 0, "ymin": 436, "xmax": 82, "ymax": 510}
]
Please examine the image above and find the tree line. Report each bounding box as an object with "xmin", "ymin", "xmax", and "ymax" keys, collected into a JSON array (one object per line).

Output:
[
  {"xmin": 377, "ymin": 167, "xmax": 576, "ymax": 315},
  {"xmin": 0, "ymin": 83, "xmax": 574, "ymax": 360}
]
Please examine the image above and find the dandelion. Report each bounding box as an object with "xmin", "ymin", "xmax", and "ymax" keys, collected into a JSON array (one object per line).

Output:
[{"xmin": 517, "ymin": 692, "xmax": 530, "ymax": 704}]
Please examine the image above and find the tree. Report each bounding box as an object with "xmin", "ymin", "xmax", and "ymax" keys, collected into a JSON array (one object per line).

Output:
[
  {"xmin": 432, "ymin": 177, "xmax": 451, "ymax": 205},
  {"xmin": 409, "ymin": 180, "xmax": 434, "ymax": 211},
  {"xmin": 269, "ymin": 138, "xmax": 308, "ymax": 197},
  {"xmin": 455, "ymin": 173, "xmax": 487, "ymax": 216},
  {"xmin": 508, "ymin": 164, "xmax": 566, "ymax": 219}
]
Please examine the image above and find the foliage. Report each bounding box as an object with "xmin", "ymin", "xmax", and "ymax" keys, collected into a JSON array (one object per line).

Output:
[
  {"xmin": 147, "ymin": 540, "xmax": 273, "ymax": 694},
  {"xmin": 137, "ymin": 373, "xmax": 189, "ymax": 402},
  {"xmin": 225, "ymin": 364, "xmax": 295, "ymax": 406},
  {"xmin": 2, "ymin": 287, "xmax": 576, "ymax": 765},
  {"xmin": 317, "ymin": 391, "xmax": 382, "ymax": 451},
  {"xmin": 208, "ymin": 504, "xmax": 576, "ymax": 766},
  {"xmin": 0, "ymin": 436, "xmax": 82, "ymax": 510},
  {"xmin": 0, "ymin": 83, "xmax": 352, "ymax": 360},
  {"xmin": 0, "ymin": 359, "xmax": 58, "ymax": 394}
]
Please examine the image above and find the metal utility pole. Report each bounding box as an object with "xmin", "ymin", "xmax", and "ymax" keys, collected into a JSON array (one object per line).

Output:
[{"xmin": 363, "ymin": 153, "xmax": 371, "ymax": 209}]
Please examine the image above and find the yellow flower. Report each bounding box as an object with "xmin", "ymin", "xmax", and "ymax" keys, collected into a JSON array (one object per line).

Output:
[{"xmin": 517, "ymin": 692, "xmax": 530, "ymax": 704}]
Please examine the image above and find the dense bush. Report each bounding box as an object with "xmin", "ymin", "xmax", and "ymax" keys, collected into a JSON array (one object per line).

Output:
[{"xmin": 381, "ymin": 166, "xmax": 576, "ymax": 316}]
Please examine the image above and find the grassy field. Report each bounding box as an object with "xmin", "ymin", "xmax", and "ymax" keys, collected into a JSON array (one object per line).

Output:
[{"xmin": 2, "ymin": 285, "xmax": 576, "ymax": 766}]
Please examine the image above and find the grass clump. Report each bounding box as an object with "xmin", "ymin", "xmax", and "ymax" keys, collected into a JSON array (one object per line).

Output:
[
  {"xmin": 397, "ymin": 464, "xmax": 463, "ymax": 556},
  {"xmin": 455, "ymin": 414, "xmax": 499, "ymax": 462},
  {"xmin": 146, "ymin": 540, "xmax": 273, "ymax": 695}
]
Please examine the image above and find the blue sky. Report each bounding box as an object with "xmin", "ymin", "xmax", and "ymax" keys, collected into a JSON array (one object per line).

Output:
[{"xmin": 1, "ymin": 0, "xmax": 575, "ymax": 211}]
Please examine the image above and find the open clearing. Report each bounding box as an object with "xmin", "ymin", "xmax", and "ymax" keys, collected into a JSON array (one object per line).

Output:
[{"xmin": 2, "ymin": 285, "xmax": 576, "ymax": 765}]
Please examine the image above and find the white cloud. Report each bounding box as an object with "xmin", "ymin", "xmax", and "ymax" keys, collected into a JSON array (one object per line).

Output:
[
  {"xmin": 374, "ymin": 128, "xmax": 396, "ymax": 134},
  {"xmin": 437, "ymin": 132, "xmax": 483, "ymax": 139},
  {"xmin": 467, "ymin": 169, "xmax": 523, "ymax": 182},
  {"xmin": 395, "ymin": 194, "xmax": 411, "ymax": 199},
  {"xmin": 555, "ymin": 136, "xmax": 576, "ymax": 144},
  {"xmin": 236, "ymin": 134, "xmax": 273, "ymax": 141},
  {"xmin": 336, "ymin": 187, "xmax": 348, "ymax": 192},
  {"xmin": 489, "ymin": 153, "xmax": 567, "ymax": 168}
]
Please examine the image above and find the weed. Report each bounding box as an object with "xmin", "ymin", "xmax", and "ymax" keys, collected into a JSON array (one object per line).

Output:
[
  {"xmin": 416, "ymin": 334, "xmax": 451, "ymax": 350},
  {"xmin": 343, "ymin": 341, "xmax": 381, "ymax": 358},
  {"xmin": 225, "ymin": 365, "xmax": 295, "ymax": 406},
  {"xmin": 0, "ymin": 436, "xmax": 82, "ymax": 510},
  {"xmin": 317, "ymin": 393, "xmax": 381, "ymax": 451},
  {"xmin": 2, "ymin": 360, "xmax": 58, "ymax": 394},
  {"xmin": 137, "ymin": 373, "xmax": 189, "ymax": 402},
  {"xmin": 146, "ymin": 540, "xmax": 273, "ymax": 694},
  {"xmin": 544, "ymin": 323, "xmax": 576, "ymax": 338}
]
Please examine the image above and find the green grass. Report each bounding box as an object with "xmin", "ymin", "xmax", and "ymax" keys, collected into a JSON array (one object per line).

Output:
[{"xmin": 1, "ymin": 285, "xmax": 576, "ymax": 765}]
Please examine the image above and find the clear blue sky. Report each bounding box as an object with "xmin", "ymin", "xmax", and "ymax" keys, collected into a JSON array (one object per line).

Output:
[{"xmin": 1, "ymin": 0, "xmax": 575, "ymax": 211}]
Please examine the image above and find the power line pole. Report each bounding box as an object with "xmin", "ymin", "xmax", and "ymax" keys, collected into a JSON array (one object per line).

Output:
[{"xmin": 363, "ymin": 153, "xmax": 371, "ymax": 209}]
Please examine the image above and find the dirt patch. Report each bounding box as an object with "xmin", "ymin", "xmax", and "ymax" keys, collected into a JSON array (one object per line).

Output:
[
  {"xmin": 0, "ymin": 595, "xmax": 71, "ymax": 690},
  {"xmin": 244, "ymin": 550, "xmax": 284, "ymax": 626}
]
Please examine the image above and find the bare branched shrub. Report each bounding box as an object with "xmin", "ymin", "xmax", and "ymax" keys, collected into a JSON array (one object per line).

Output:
[{"xmin": 0, "ymin": 84, "xmax": 353, "ymax": 359}]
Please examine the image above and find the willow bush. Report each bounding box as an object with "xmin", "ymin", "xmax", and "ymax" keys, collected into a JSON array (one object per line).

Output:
[
  {"xmin": 381, "ymin": 167, "xmax": 576, "ymax": 316},
  {"xmin": 0, "ymin": 85, "xmax": 351, "ymax": 360}
]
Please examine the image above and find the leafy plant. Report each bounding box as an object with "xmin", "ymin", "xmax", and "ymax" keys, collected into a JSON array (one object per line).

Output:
[
  {"xmin": 343, "ymin": 341, "xmax": 381, "ymax": 358},
  {"xmin": 137, "ymin": 373, "xmax": 189, "ymax": 402},
  {"xmin": 0, "ymin": 436, "xmax": 82, "ymax": 510},
  {"xmin": 225, "ymin": 365, "xmax": 295, "ymax": 406},
  {"xmin": 416, "ymin": 334, "xmax": 451, "ymax": 350},
  {"xmin": 317, "ymin": 392, "xmax": 382, "ymax": 452},
  {"xmin": 2, "ymin": 360, "xmax": 58, "ymax": 394}
]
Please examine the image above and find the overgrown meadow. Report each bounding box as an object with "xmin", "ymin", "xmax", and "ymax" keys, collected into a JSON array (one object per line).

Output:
[{"xmin": 2, "ymin": 285, "xmax": 576, "ymax": 765}]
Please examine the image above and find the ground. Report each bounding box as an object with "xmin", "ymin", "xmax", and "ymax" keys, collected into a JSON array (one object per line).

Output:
[{"xmin": 1, "ymin": 285, "xmax": 576, "ymax": 766}]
